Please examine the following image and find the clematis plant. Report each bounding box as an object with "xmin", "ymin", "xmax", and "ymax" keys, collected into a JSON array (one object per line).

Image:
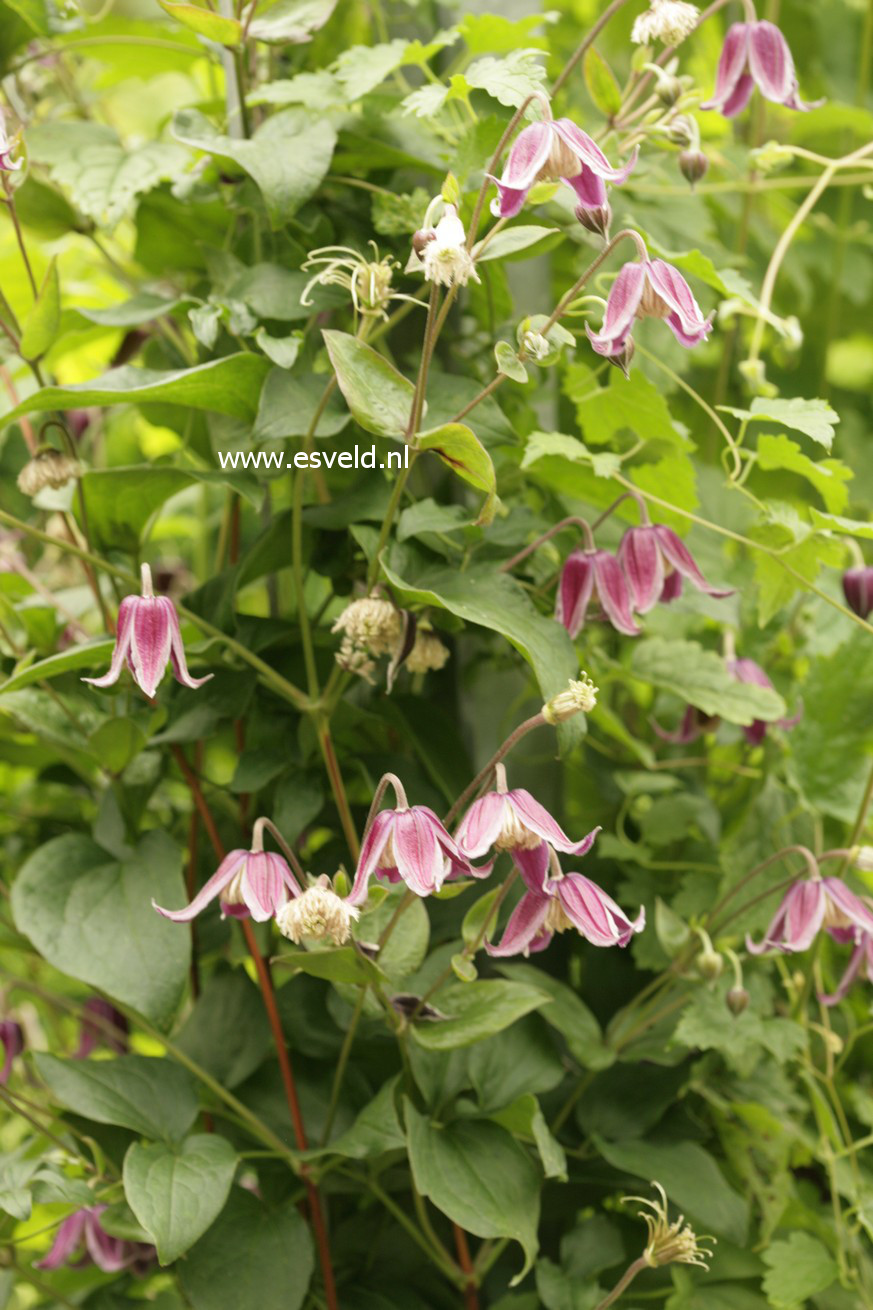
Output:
[
  {"xmin": 618, "ymin": 521, "xmax": 733, "ymax": 613},
  {"xmin": 701, "ymin": 19, "xmax": 823, "ymax": 117},
  {"xmin": 490, "ymin": 115, "xmax": 637, "ymax": 222},
  {"xmin": 820, "ymin": 931, "xmax": 873, "ymax": 1006},
  {"xmin": 746, "ymin": 876, "xmax": 873, "ymax": 955},
  {"xmin": 556, "ymin": 544, "xmax": 640, "ymax": 638},
  {"xmin": 586, "ymin": 249, "xmax": 713, "ymax": 362},
  {"xmin": 83, "ymin": 563, "xmax": 211, "ymax": 699},
  {"xmin": 153, "ymin": 827, "xmax": 298, "ymax": 922},
  {"xmin": 36, "ymin": 1206, "xmax": 154, "ymax": 1274}
]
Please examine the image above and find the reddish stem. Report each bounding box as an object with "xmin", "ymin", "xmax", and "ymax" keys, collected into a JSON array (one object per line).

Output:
[
  {"xmin": 170, "ymin": 745, "xmax": 339, "ymax": 1310},
  {"xmin": 452, "ymin": 1223, "xmax": 479, "ymax": 1310}
]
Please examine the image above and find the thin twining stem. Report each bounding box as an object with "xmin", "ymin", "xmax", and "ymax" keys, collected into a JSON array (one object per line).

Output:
[
  {"xmin": 499, "ymin": 516, "xmax": 596, "ymax": 574},
  {"xmin": 252, "ymin": 815, "xmax": 309, "ymax": 887},
  {"xmin": 706, "ymin": 844, "xmax": 819, "ymax": 928},
  {"xmin": 443, "ymin": 713, "xmax": 547, "ymax": 829}
]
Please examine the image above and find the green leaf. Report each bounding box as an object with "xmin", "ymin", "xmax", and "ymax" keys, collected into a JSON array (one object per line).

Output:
[
  {"xmin": 416, "ymin": 423, "xmax": 497, "ymax": 524},
  {"xmin": 593, "ymin": 1136, "xmax": 748, "ymax": 1243},
  {"xmin": 566, "ymin": 362, "xmax": 685, "ymax": 448},
  {"xmin": 461, "ymin": 887, "xmax": 502, "ymax": 948},
  {"xmin": 158, "ymin": 1, "xmax": 241, "ymax": 44},
  {"xmin": 719, "ymin": 396, "xmax": 839, "ymax": 451},
  {"xmin": 19, "ymin": 257, "xmax": 60, "ymax": 360},
  {"xmin": 474, "ymin": 225, "xmax": 561, "ymax": 263},
  {"xmin": 495, "ymin": 341, "xmax": 529, "ymax": 383},
  {"xmin": 173, "ymin": 108, "xmax": 336, "ymax": 228},
  {"xmin": 396, "ymin": 498, "xmax": 475, "ymax": 542},
  {"xmin": 333, "ymin": 39, "xmax": 409, "ymax": 99},
  {"xmin": 468, "ymin": 1015, "xmax": 566, "ymax": 1113},
  {"xmin": 755, "ymin": 433, "xmax": 851, "ymax": 513},
  {"xmin": 809, "ymin": 509, "xmax": 873, "ymax": 540},
  {"xmin": 11, "ymin": 831, "xmax": 189, "ymax": 1027},
  {"xmin": 379, "ymin": 562, "xmax": 582, "ymax": 744},
  {"xmin": 305, "ymin": 1077, "xmax": 405, "ymax": 1159},
  {"xmin": 273, "ymin": 945, "xmax": 386, "ymax": 984},
  {"xmin": 176, "ymin": 968, "xmax": 272, "ymax": 1090},
  {"xmin": 35, "ymin": 1053, "xmax": 198, "ymax": 1142},
  {"xmin": 178, "ymin": 1188, "xmax": 313, "ymax": 1310},
  {"xmin": 492, "ymin": 1093, "xmax": 567, "ymax": 1180},
  {"xmin": 2, "ymin": 355, "xmax": 270, "ymax": 427},
  {"xmin": 496, "ymin": 963, "xmax": 614, "ymax": 1070},
  {"xmin": 631, "ymin": 638, "xmax": 786, "ymax": 726},
  {"xmin": 673, "ymin": 982, "xmax": 804, "ymax": 1075},
  {"xmin": 88, "ymin": 719, "xmax": 146, "ymax": 774},
  {"xmin": 465, "ymin": 49, "xmax": 548, "ymax": 108},
  {"xmin": 253, "ymin": 368, "xmax": 350, "ymax": 440},
  {"xmin": 254, "ymin": 327, "xmax": 301, "ymax": 370},
  {"xmin": 583, "ymin": 48, "xmax": 622, "ymax": 117},
  {"xmin": 247, "ymin": 0, "xmax": 336, "ymax": 43},
  {"xmin": 124, "ymin": 1134, "xmax": 238, "ymax": 1264},
  {"xmin": 0, "ymin": 640, "xmax": 116, "ymax": 693},
  {"xmin": 322, "ymin": 330, "xmax": 414, "ymax": 438},
  {"xmin": 789, "ymin": 630, "xmax": 873, "ymax": 821},
  {"xmin": 75, "ymin": 291, "xmax": 193, "ymax": 327},
  {"xmin": 77, "ymin": 466, "xmax": 260, "ymax": 552},
  {"xmin": 405, "ymin": 1100, "xmax": 540, "ymax": 1283},
  {"xmin": 761, "ymin": 1233, "xmax": 838, "ymax": 1306},
  {"xmin": 409, "ymin": 980, "xmax": 549, "ymax": 1050},
  {"xmin": 355, "ymin": 889, "xmax": 430, "ymax": 983}
]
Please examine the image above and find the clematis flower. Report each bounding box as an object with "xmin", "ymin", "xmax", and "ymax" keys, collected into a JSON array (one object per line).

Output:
[
  {"xmin": 631, "ymin": 0, "xmax": 700, "ymax": 46},
  {"xmin": 0, "ymin": 118, "xmax": 21, "ymax": 172},
  {"xmin": 275, "ymin": 874, "xmax": 359, "ymax": 946},
  {"xmin": 419, "ymin": 205, "xmax": 479, "ymax": 288},
  {"xmin": 73, "ymin": 998, "xmax": 128, "ymax": 1059},
  {"xmin": 728, "ymin": 657, "xmax": 802, "ymax": 745},
  {"xmin": 348, "ymin": 775, "xmax": 490, "ymax": 905},
  {"xmin": 83, "ymin": 563, "xmax": 212, "ymax": 699},
  {"xmin": 456, "ymin": 764, "xmax": 599, "ymax": 890},
  {"xmin": 618, "ymin": 523, "xmax": 733, "ymax": 614},
  {"xmin": 556, "ymin": 547, "xmax": 640, "ymax": 638},
  {"xmin": 486, "ymin": 847, "xmax": 644, "ymax": 957},
  {"xmin": 36, "ymin": 1206, "xmax": 154, "ymax": 1274},
  {"xmin": 842, "ymin": 566, "xmax": 873, "ymax": 620},
  {"xmin": 746, "ymin": 877, "xmax": 873, "ymax": 955},
  {"xmin": 700, "ymin": 21, "xmax": 823, "ymax": 118},
  {"xmin": 820, "ymin": 931, "xmax": 873, "ymax": 1006},
  {"xmin": 0, "ymin": 1020, "xmax": 23, "ymax": 1084},
  {"xmin": 153, "ymin": 847, "xmax": 299, "ymax": 923},
  {"xmin": 490, "ymin": 118, "xmax": 637, "ymax": 222},
  {"xmin": 586, "ymin": 258, "xmax": 712, "ymax": 361}
]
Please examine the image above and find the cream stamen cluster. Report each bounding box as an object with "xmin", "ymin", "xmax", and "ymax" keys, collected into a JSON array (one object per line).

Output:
[
  {"xmin": 631, "ymin": 0, "xmax": 699, "ymax": 46},
  {"xmin": 276, "ymin": 877, "xmax": 359, "ymax": 946},
  {"xmin": 542, "ymin": 674, "xmax": 599, "ymax": 724}
]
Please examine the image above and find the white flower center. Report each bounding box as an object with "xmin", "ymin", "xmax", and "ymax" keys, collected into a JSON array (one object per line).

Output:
[{"xmin": 276, "ymin": 885, "xmax": 359, "ymax": 945}]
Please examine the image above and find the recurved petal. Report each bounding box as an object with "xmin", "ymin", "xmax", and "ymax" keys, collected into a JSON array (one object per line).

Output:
[
  {"xmin": 127, "ymin": 597, "xmax": 173, "ymax": 698},
  {"xmin": 484, "ymin": 889, "xmax": 552, "ymax": 957},
  {"xmin": 556, "ymin": 874, "xmax": 645, "ymax": 946},
  {"xmin": 513, "ymin": 841, "xmax": 551, "ymax": 894},
  {"xmin": 563, "ymin": 168, "xmax": 607, "ymax": 211},
  {"xmin": 84, "ymin": 1214, "xmax": 134, "ymax": 1273},
  {"xmin": 654, "ymin": 525, "xmax": 733, "ymax": 596},
  {"xmin": 81, "ymin": 594, "xmax": 137, "ymax": 689},
  {"xmin": 509, "ymin": 789, "xmax": 601, "ymax": 859},
  {"xmin": 553, "ymin": 120, "xmax": 638, "ymax": 182},
  {"xmin": 823, "ymin": 877, "xmax": 873, "ymax": 938},
  {"xmin": 35, "ymin": 1211, "xmax": 89, "ymax": 1270},
  {"xmin": 646, "ymin": 261, "xmax": 710, "ymax": 337},
  {"xmin": 455, "ymin": 791, "xmax": 508, "ymax": 857},
  {"xmin": 618, "ymin": 525, "xmax": 665, "ymax": 613},
  {"xmin": 500, "ymin": 122, "xmax": 554, "ymax": 189},
  {"xmin": 348, "ymin": 809, "xmax": 395, "ymax": 906},
  {"xmin": 819, "ymin": 941, "xmax": 865, "ymax": 1006},
  {"xmin": 586, "ymin": 261, "xmax": 647, "ymax": 355},
  {"xmin": 592, "ymin": 550, "xmax": 641, "ymax": 636},
  {"xmin": 747, "ymin": 879, "xmax": 825, "ymax": 954},
  {"xmin": 152, "ymin": 849, "xmax": 247, "ymax": 921},
  {"xmin": 555, "ymin": 549, "xmax": 595, "ymax": 639},
  {"xmin": 163, "ymin": 597, "xmax": 212, "ymax": 691},
  {"xmin": 699, "ymin": 22, "xmax": 750, "ymax": 111}
]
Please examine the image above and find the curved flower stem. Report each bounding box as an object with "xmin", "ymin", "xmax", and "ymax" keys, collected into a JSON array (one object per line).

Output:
[
  {"xmin": 633, "ymin": 342, "xmax": 743, "ymax": 480},
  {"xmin": 706, "ymin": 844, "xmax": 819, "ymax": 929},
  {"xmin": 317, "ymin": 715, "xmax": 361, "ymax": 863},
  {"xmin": 499, "ymin": 516, "xmax": 595, "ymax": 574},
  {"xmin": 252, "ymin": 815, "xmax": 309, "ymax": 887},
  {"xmin": 593, "ymin": 1256, "xmax": 649, "ymax": 1310},
  {"xmin": 443, "ymin": 712, "xmax": 547, "ymax": 829}
]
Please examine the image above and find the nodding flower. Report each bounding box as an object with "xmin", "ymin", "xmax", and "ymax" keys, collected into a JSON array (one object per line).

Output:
[
  {"xmin": 746, "ymin": 876, "xmax": 873, "ymax": 956},
  {"xmin": 73, "ymin": 998, "xmax": 128, "ymax": 1059},
  {"xmin": 490, "ymin": 117, "xmax": 637, "ymax": 225},
  {"xmin": 652, "ymin": 655, "xmax": 800, "ymax": 745},
  {"xmin": 83, "ymin": 563, "xmax": 212, "ymax": 700},
  {"xmin": 153, "ymin": 822, "xmax": 300, "ymax": 923},
  {"xmin": 0, "ymin": 1020, "xmax": 23, "ymax": 1084},
  {"xmin": 586, "ymin": 254, "xmax": 712, "ymax": 365},
  {"xmin": 36, "ymin": 1206, "xmax": 155, "ymax": 1274},
  {"xmin": 455, "ymin": 763, "xmax": 599, "ymax": 891},
  {"xmin": 700, "ymin": 20, "xmax": 823, "ymax": 117},
  {"xmin": 618, "ymin": 522, "xmax": 733, "ymax": 614},
  {"xmin": 820, "ymin": 931, "xmax": 873, "ymax": 1006},
  {"xmin": 556, "ymin": 545, "xmax": 640, "ymax": 639},
  {"xmin": 485, "ymin": 844, "xmax": 644, "ymax": 957},
  {"xmin": 348, "ymin": 774, "xmax": 491, "ymax": 905}
]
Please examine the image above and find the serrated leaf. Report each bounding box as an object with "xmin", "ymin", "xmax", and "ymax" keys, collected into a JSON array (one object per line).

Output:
[
  {"xmin": 465, "ymin": 49, "xmax": 548, "ymax": 108},
  {"xmin": 247, "ymin": 0, "xmax": 336, "ymax": 44},
  {"xmin": 583, "ymin": 47, "xmax": 622, "ymax": 116},
  {"xmin": 323, "ymin": 329, "xmax": 414, "ymax": 437},
  {"xmin": 158, "ymin": 1, "xmax": 241, "ymax": 44},
  {"xmin": 566, "ymin": 361, "xmax": 685, "ymax": 448},
  {"xmin": 756, "ymin": 433, "xmax": 851, "ymax": 513},
  {"xmin": 19, "ymin": 257, "xmax": 59, "ymax": 360},
  {"xmin": 761, "ymin": 1233, "xmax": 837, "ymax": 1306},
  {"xmin": 333, "ymin": 38, "xmax": 409, "ymax": 99},
  {"xmin": 719, "ymin": 397, "xmax": 839, "ymax": 451},
  {"xmin": 632, "ymin": 638, "xmax": 786, "ymax": 726}
]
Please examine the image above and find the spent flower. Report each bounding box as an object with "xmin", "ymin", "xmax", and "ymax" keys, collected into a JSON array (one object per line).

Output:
[
  {"xmin": 17, "ymin": 448, "xmax": 82, "ymax": 497},
  {"xmin": 542, "ymin": 674, "xmax": 599, "ymax": 724},
  {"xmin": 626, "ymin": 1182, "xmax": 714, "ymax": 1269},
  {"xmin": 36, "ymin": 1206, "xmax": 154, "ymax": 1275},
  {"xmin": 83, "ymin": 563, "xmax": 212, "ymax": 700},
  {"xmin": 276, "ymin": 875, "xmax": 359, "ymax": 946}
]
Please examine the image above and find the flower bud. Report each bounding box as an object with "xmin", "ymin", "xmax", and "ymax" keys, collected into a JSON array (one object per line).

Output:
[
  {"xmin": 608, "ymin": 336, "xmax": 636, "ymax": 379},
  {"xmin": 679, "ymin": 149, "xmax": 708, "ymax": 187},
  {"xmin": 666, "ymin": 114, "xmax": 696, "ymax": 148},
  {"xmin": 656, "ymin": 73, "xmax": 685, "ymax": 106},
  {"xmin": 726, "ymin": 986, "xmax": 749, "ymax": 1016},
  {"xmin": 576, "ymin": 202, "xmax": 611, "ymax": 239},
  {"xmin": 842, "ymin": 567, "xmax": 873, "ymax": 620},
  {"xmin": 696, "ymin": 946, "xmax": 724, "ymax": 981},
  {"xmin": 411, "ymin": 228, "xmax": 435, "ymax": 259},
  {"xmin": 542, "ymin": 673, "xmax": 598, "ymax": 724},
  {"xmin": 17, "ymin": 448, "xmax": 82, "ymax": 497},
  {"xmin": 854, "ymin": 846, "xmax": 873, "ymax": 872}
]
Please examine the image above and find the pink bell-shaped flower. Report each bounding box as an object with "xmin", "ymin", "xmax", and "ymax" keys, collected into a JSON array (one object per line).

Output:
[
  {"xmin": 556, "ymin": 547, "xmax": 640, "ymax": 638},
  {"xmin": 36, "ymin": 1206, "xmax": 155, "ymax": 1274},
  {"xmin": 586, "ymin": 257, "xmax": 712, "ymax": 362},
  {"xmin": 618, "ymin": 523, "xmax": 733, "ymax": 614},
  {"xmin": 700, "ymin": 21, "xmax": 823, "ymax": 117},
  {"xmin": 83, "ymin": 563, "xmax": 212, "ymax": 699},
  {"xmin": 746, "ymin": 876, "xmax": 873, "ymax": 955},
  {"xmin": 490, "ymin": 117, "xmax": 637, "ymax": 223},
  {"xmin": 153, "ymin": 847, "xmax": 299, "ymax": 923}
]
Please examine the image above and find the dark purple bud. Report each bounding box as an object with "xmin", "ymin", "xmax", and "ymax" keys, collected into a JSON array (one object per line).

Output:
[
  {"xmin": 576, "ymin": 202, "xmax": 611, "ymax": 239},
  {"xmin": 608, "ymin": 335, "xmax": 635, "ymax": 379},
  {"xmin": 726, "ymin": 986, "xmax": 749, "ymax": 1015},
  {"xmin": 74, "ymin": 998, "xmax": 129, "ymax": 1059},
  {"xmin": 842, "ymin": 566, "xmax": 873, "ymax": 620},
  {"xmin": 679, "ymin": 149, "xmax": 709, "ymax": 186},
  {"xmin": 411, "ymin": 228, "xmax": 436, "ymax": 258},
  {"xmin": 0, "ymin": 1021, "xmax": 24, "ymax": 1083},
  {"xmin": 660, "ymin": 570, "xmax": 683, "ymax": 602}
]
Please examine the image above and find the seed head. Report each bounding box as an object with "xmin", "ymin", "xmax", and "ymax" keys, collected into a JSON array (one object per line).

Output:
[
  {"xmin": 17, "ymin": 449, "xmax": 82, "ymax": 497},
  {"xmin": 405, "ymin": 627, "xmax": 450, "ymax": 675},
  {"xmin": 276, "ymin": 878, "xmax": 359, "ymax": 946},
  {"xmin": 625, "ymin": 1181, "xmax": 714, "ymax": 1269},
  {"xmin": 631, "ymin": 0, "xmax": 699, "ymax": 46}
]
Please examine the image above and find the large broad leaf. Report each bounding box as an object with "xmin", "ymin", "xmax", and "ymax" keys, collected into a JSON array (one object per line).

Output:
[
  {"xmin": 380, "ymin": 560, "xmax": 584, "ymax": 745},
  {"xmin": 409, "ymin": 980, "xmax": 550, "ymax": 1051},
  {"xmin": 496, "ymin": 963, "xmax": 614, "ymax": 1070},
  {"xmin": 416, "ymin": 423, "xmax": 497, "ymax": 524},
  {"xmin": 0, "ymin": 640, "xmax": 116, "ymax": 694},
  {"xmin": 158, "ymin": 1, "xmax": 241, "ymax": 43},
  {"xmin": 593, "ymin": 1136, "xmax": 748, "ymax": 1244},
  {"xmin": 789, "ymin": 630, "xmax": 873, "ymax": 821},
  {"xmin": 405, "ymin": 1100, "xmax": 541, "ymax": 1283},
  {"xmin": 761, "ymin": 1233, "xmax": 838, "ymax": 1306},
  {"xmin": 175, "ymin": 969, "xmax": 272, "ymax": 1090},
  {"xmin": 305, "ymin": 1077, "xmax": 405, "ymax": 1159},
  {"xmin": 2, "ymin": 356, "xmax": 270, "ymax": 427},
  {"xmin": 34, "ymin": 1053, "xmax": 198, "ymax": 1142},
  {"xmin": 173, "ymin": 108, "xmax": 336, "ymax": 228},
  {"xmin": 124, "ymin": 1135, "xmax": 238, "ymax": 1264},
  {"xmin": 322, "ymin": 330, "xmax": 415, "ymax": 438},
  {"xmin": 178, "ymin": 1188, "xmax": 313, "ymax": 1310},
  {"xmin": 79, "ymin": 466, "xmax": 262, "ymax": 552},
  {"xmin": 631, "ymin": 638, "xmax": 786, "ymax": 726},
  {"xmin": 755, "ymin": 433, "xmax": 851, "ymax": 513},
  {"xmin": 248, "ymin": 0, "xmax": 337, "ymax": 43},
  {"xmin": 473, "ymin": 225, "xmax": 561, "ymax": 263},
  {"xmin": 11, "ymin": 831, "xmax": 189, "ymax": 1028},
  {"xmin": 252, "ymin": 368, "xmax": 350, "ymax": 441}
]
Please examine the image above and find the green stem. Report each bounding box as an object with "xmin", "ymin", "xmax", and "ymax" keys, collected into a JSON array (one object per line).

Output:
[
  {"xmin": 292, "ymin": 467, "xmax": 320, "ymax": 699},
  {"xmin": 593, "ymin": 1256, "xmax": 649, "ymax": 1310},
  {"xmin": 321, "ymin": 986, "xmax": 367, "ymax": 1146}
]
